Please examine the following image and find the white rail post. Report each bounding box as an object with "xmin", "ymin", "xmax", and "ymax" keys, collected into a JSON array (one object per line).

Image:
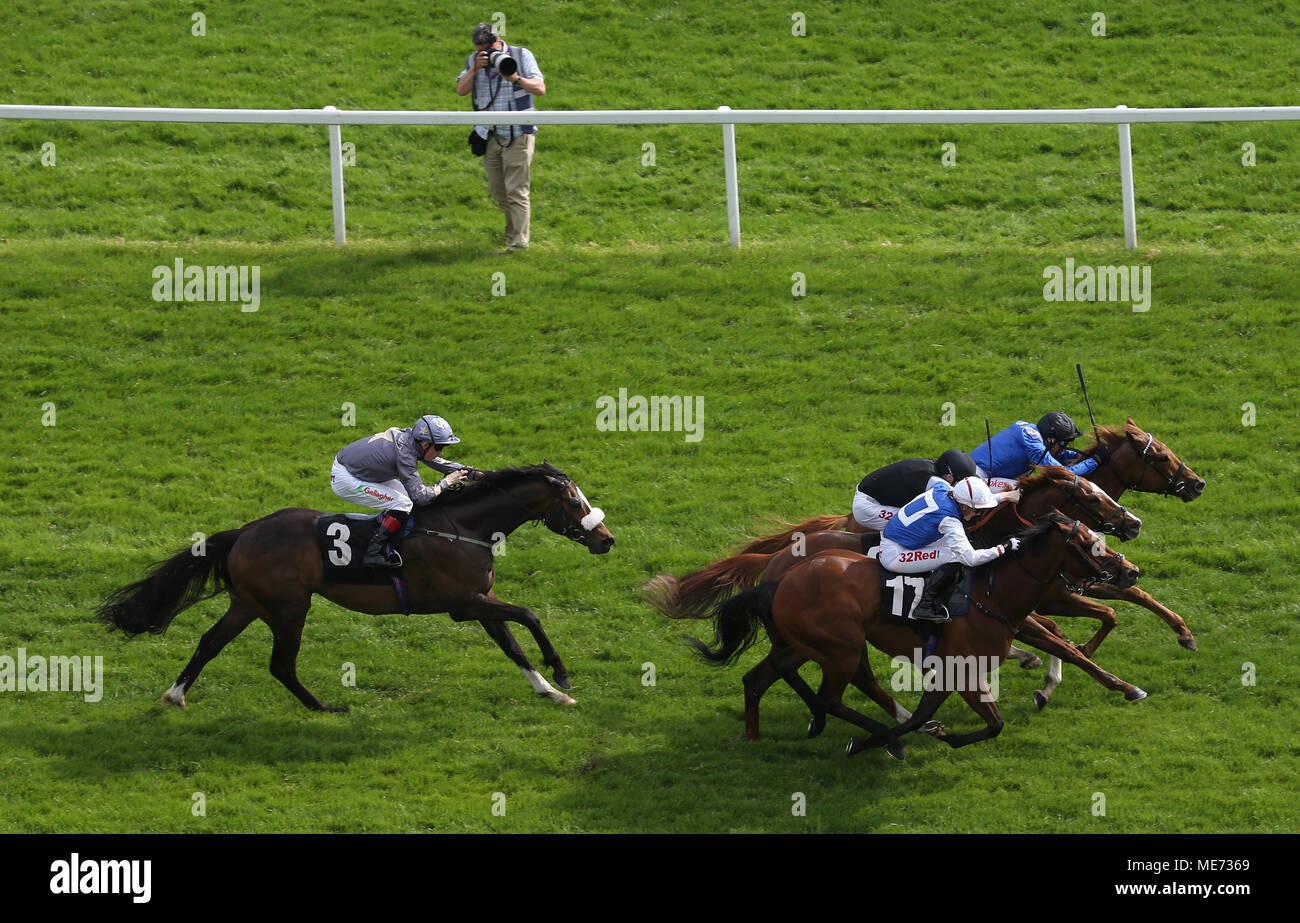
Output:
[
  {"xmin": 1116, "ymin": 104, "xmax": 1137, "ymax": 250},
  {"xmin": 719, "ymin": 106, "xmax": 740, "ymax": 248},
  {"xmin": 325, "ymin": 106, "xmax": 346, "ymax": 246}
]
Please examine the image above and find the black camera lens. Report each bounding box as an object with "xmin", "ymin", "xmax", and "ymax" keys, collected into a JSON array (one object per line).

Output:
[{"xmin": 487, "ymin": 49, "xmax": 518, "ymax": 76}]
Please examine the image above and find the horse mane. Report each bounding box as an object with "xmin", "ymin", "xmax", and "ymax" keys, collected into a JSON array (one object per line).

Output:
[
  {"xmin": 1014, "ymin": 511, "xmax": 1075, "ymax": 546},
  {"xmin": 1015, "ymin": 465, "xmax": 1073, "ymax": 489},
  {"xmin": 1084, "ymin": 420, "xmax": 1145, "ymax": 452},
  {"xmin": 434, "ymin": 462, "xmax": 569, "ymax": 508}
]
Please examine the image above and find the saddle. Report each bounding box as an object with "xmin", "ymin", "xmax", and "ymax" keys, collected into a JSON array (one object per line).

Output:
[
  {"xmin": 313, "ymin": 513, "xmax": 415, "ymax": 585},
  {"xmin": 865, "ymin": 543, "xmax": 974, "ymax": 639}
]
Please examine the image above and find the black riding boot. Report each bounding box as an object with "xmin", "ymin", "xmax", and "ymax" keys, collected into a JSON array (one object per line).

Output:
[
  {"xmin": 364, "ymin": 510, "xmax": 409, "ymax": 568},
  {"xmin": 910, "ymin": 563, "xmax": 965, "ymax": 622}
]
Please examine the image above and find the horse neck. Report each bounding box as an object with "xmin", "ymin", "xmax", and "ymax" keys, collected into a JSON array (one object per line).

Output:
[
  {"xmin": 1087, "ymin": 445, "xmax": 1129, "ymax": 501},
  {"xmin": 985, "ymin": 534, "xmax": 1070, "ymax": 631},
  {"xmin": 419, "ymin": 478, "xmax": 551, "ymax": 538},
  {"xmin": 967, "ymin": 503, "xmax": 1024, "ymax": 549}
]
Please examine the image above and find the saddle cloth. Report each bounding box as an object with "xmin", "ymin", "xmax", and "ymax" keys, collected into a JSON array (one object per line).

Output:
[
  {"xmin": 864, "ymin": 541, "xmax": 973, "ymax": 622},
  {"xmin": 313, "ymin": 513, "xmax": 413, "ymax": 585}
]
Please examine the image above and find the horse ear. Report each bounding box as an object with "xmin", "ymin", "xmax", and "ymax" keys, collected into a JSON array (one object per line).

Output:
[{"xmin": 1126, "ymin": 416, "xmax": 1137, "ymax": 426}]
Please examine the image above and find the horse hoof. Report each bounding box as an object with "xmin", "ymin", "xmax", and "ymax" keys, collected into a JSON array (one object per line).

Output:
[
  {"xmin": 885, "ymin": 740, "xmax": 906, "ymax": 762},
  {"xmin": 1033, "ymin": 691, "xmax": 1048, "ymax": 711},
  {"xmin": 1125, "ymin": 687, "xmax": 1148, "ymax": 702},
  {"xmin": 549, "ymin": 691, "xmax": 577, "ymax": 705},
  {"xmin": 845, "ymin": 734, "xmax": 884, "ymax": 757},
  {"xmin": 919, "ymin": 720, "xmax": 945, "ymax": 737},
  {"xmin": 807, "ymin": 714, "xmax": 826, "ymax": 738},
  {"xmin": 553, "ymin": 670, "xmax": 573, "ymax": 691},
  {"xmin": 1020, "ymin": 655, "xmax": 1043, "ymax": 670},
  {"xmin": 1179, "ymin": 638, "xmax": 1198, "ymax": 652},
  {"xmin": 161, "ymin": 694, "xmax": 186, "ymax": 709}
]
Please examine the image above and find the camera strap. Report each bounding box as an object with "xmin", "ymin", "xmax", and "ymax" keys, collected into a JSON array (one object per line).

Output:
[{"xmin": 471, "ymin": 49, "xmax": 517, "ymax": 148}]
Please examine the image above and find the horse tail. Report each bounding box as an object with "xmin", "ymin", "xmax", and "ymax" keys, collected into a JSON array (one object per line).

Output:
[
  {"xmin": 640, "ymin": 553, "xmax": 773, "ymax": 620},
  {"xmin": 736, "ymin": 514, "xmax": 848, "ymax": 555},
  {"xmin": 687, "ymin": 582, "xmax": 778, "ymax": 666},
  {"xmin": 97, "ymin": 529, "xmax": 242, "ymax": 636}
]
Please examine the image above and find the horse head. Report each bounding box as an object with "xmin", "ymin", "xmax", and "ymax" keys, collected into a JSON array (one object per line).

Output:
[
  {"xmin": 1016, "ymin": 513, "xmax": 1141, "ymax": 592},
  {"xmin": 1090, "ymin": 417, "xmax": 1205, "ymax": 501},
  {"xmin": 537, "ymin": 467, "xmax": 617, "ymax": 555},
  {"xmin": 431, "ymin": 463, "xmax": 615, "ymax": 554},
  {"xmin": 1017, "ymin": 465, "xmax": 1142, "ymax": 541}
]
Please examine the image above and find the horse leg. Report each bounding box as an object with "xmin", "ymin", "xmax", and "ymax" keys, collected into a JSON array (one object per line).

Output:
[
  {"xmin": 933, "ymin": 687, "xmax": 1005, "ymax": 749},
  {"xmin": 1006, "ymin": 646, "xmax": 1044, "ymax": 670},
  {"xmin": 1036, "ymin": 593, "xmax": 1117, "ymax": 659},
  {"xmin": 478, "ymin": 619, "xmax": 576, "ymax": 705},
  {"xmin": 741, "ymin": 646, "xmax": 794, "ymax": 741},
  {"xmin": 846, "ymin": 686, "xmax": 953, "ymax": 756},
  {"xmin": 266, "ymin": 605, "xmax": 345, "ymax": 713},
  {"xmin": 463, "ymin": 591, "xmax": 573, "ymax": 694},
  {"xmin": 1014, "ymin": 616, "xmax": 1147, "ymax": 707},
  {"xmin": 850, "ymin": 650, "xmax": 912, "ymax": 723},
  {"xmin": 1085, "ymin": 583, "xmax": 1197, "ymax": 651},
  {"xmin": 163, "ymin": 597, "xmax": 258, "ymax": 708},
  {"xmin": 807, "ymin": 656, "xmax": 904, "ymax": 760}
]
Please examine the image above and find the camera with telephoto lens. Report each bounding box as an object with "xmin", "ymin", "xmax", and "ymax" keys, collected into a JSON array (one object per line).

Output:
[{"xmin": 484, "ymin": 48, "xmax": 517, "ymax": 76}]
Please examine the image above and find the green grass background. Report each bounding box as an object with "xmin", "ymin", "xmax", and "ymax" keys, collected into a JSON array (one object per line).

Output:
[{"xmin": 0, "ymin": 1, "xmax": 1297, "ymax": 833}]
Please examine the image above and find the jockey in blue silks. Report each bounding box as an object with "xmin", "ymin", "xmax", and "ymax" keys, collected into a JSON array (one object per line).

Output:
[{"xmin": 969, "ymin": 412, "xmax": 1102, "ymax": 492}]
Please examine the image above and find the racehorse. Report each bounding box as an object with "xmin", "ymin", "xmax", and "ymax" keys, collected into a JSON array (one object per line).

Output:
[
  {"xmin": 734, "ymin": 418, "xmax": 1201, "ymax": 553},
  {"xmin": 717, "ymin": 417, "xmax": 1204, "ymax": 700},
  {"xmin": 653, "ymin": 469, "xmax": 1149, "ymax": 735},
  {"xmin": 688, "ymin": 514, "xmax": 1139, "ymax": 756},
  {"xmin": 643, "ymin": 464, "xmax": 1141, "ymax": 621},
  {"xmin": 98, "ymin": 463, "xmax": 615, "ymax": 711}
]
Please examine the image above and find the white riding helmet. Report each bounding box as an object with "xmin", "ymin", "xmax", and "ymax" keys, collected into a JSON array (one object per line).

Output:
[{"xmin": 951, "ymin": 476, "xmax": 997, "ymax": 509}]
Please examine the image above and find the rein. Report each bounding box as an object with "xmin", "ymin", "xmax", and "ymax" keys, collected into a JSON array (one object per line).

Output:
[{"xmin": 1102, "ymin": 431, "xmax": 1191, "ymax": 497}]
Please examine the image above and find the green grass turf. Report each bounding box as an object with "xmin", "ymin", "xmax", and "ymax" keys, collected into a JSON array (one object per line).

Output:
[{"xmin": 0, "ymin": 0, "xmax": 1297, "ymax": 833}]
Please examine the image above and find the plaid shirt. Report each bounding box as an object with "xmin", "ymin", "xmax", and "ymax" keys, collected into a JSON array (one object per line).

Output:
[{"xmin": 459, "ymin": 44, "xmax": 543, "ymax": 142}]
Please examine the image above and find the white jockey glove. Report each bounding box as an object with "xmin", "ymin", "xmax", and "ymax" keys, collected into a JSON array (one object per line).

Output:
[{"xmin": 998, "ymin": 537, "xmax": 1022, "ymax": 556}]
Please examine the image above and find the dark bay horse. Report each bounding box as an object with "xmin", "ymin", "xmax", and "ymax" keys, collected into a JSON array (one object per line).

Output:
[
  {"xmin": 689, "ymin": 515, "xmax": 1139, "ymax": 755},
  {"xmin": 98, "ymin": 463, "xmax": 615, "ymax": 711}
]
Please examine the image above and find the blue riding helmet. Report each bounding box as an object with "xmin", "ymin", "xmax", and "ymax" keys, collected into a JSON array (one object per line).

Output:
[{"xmin": 412, "ymin": 414, "xmax": 461, "ymax": 446}]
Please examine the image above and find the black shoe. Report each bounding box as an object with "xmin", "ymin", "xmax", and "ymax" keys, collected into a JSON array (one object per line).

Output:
[
  {"xmin": 909, "ymin": 599, "xmax": 951, "ymax": 622},
  {"xmin": 909, "ymin": 564, "xmax": 964, "ymax": 622},
  {"xmin": 363, "ymin": 530, "xmax": 401, "ymax": 568}
]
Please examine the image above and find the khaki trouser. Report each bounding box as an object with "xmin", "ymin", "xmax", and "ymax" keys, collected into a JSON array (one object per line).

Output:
[{"xmin": 483, "ymin": 132, "xmax": 535, "ymax": 249}]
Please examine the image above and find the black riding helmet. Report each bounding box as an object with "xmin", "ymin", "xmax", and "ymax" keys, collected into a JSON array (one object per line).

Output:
[
  {"xmin": 935, "ymin": 449, "xmax": 979, "ymax": 480},
  {"xmin": 1037, "ymin": 412, "xmax": 1084, "ymax": 445}
]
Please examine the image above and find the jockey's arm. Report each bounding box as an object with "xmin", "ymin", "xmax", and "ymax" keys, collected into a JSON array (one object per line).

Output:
[{"xmin": 938, "ymin": 517, "xmax": 1007, "ymax": 567}]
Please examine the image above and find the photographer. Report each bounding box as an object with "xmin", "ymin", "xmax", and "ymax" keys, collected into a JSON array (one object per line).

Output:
[{"xmin": 456, "ymin": 22, "xmax": 546, "ymax": 253}]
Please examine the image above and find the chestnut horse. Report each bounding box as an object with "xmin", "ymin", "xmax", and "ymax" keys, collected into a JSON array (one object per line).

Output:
[
  {"xmin": 721, "ymin": 418, "xmax": 1204, "ymax": 690},
  {"xmin": 98, "ymin": 463, "xmax": 615, "ymax": 711},
  {"xmin": 661, "ymin": 470, "xmax": 1150, "ymax": 737},
  {"xmin": 689, "ymin": 515, "xmax": 1139, "ymax": 755}
]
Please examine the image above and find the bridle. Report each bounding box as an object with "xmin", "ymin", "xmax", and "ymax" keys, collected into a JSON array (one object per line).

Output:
[
  {"xmin": 542, "ymin": 478, "xmax": 606, "ymax": 543},
  {"xmin": 1060, "ymin": 472, "xmax": 1133, "ymax": 535},
  {"xmin": 1102, "ymin": 431, "xmax": 1194, "ymax": 498},
  {"xmin": 420, "ymin": 471, "xmax": 604, "ymax": 548},
  {"xmin": 1007, "ymin": 520, "xmax": 1128, "ymax": 594}
]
